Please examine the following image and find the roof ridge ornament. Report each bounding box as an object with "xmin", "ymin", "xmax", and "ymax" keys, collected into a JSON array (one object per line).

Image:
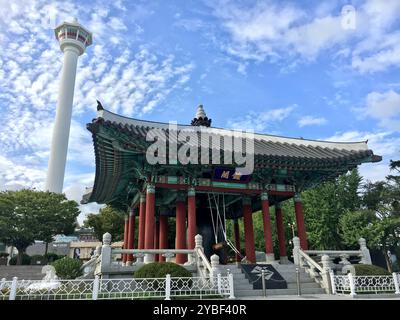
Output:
[
  {"xmin": 191, "ymin": 104, "xmax": 212, "ymax": 127},
  {"xmin": 96, "ymin": 100, "xmax": 104, "ymax": 111}
]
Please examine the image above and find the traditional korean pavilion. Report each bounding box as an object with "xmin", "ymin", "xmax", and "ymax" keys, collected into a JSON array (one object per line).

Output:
[{"xmin": 82, "ymin": 102, "xmax": 381, "ymax": 265}]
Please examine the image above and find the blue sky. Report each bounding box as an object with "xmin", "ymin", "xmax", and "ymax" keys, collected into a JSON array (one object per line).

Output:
[{"xmin": 0, "ymin": 0, "xmax": 399, "ymax": 223}]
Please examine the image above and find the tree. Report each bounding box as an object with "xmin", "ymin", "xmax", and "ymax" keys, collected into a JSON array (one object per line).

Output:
[
  {"xmin": 83, "ymin": 205, "xmax": 125, "ymax": 241},
  {"xmin": 340, "ymin": 161, "xmax": 400, "ymax": 272},
  {"xmin": 0, "ymin": 189, "xmax": 80, "ymax": 264},
  {"xmin": 300, "ymin": 169, "xmax": 362, "ymax": 250}
]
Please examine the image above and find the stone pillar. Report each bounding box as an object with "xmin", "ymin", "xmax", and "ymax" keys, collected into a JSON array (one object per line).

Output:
[
  {"xmin": 144, "ymin": 184, "xmax": 155, "ymax": 263},
  {"xmin": 122, "ymin": 215, "xmax": 129, "ymax": 264},
  {"xmin": 261, "ymin": 192, "xmax": 275, "ymax": 263},
  {"xmin": 126, "ymin": 207, "xmax": 136, "ymax": 265},
  {"xmin": 234, "ymin": 219, "xmax": 241, "ymax": 263},
  {"xmin": 154, "ymin": 219, "xmax": 160, "ymax": 262},
  {"xmin": 358, "ymin": 238, "xmax": 372, "ymax": 264},
  {"xmin": 187, "ymin": 187, "xmax": 196, "ymax": 250},
  {"xmin": 294, "ymin": 193, "xmax": 308, "ymax": 250},
  {"xmin": 275, "ymin": 203, "xmax": 288, "ymax": 263},
  {"xmin": 159, "ymin": 215, "xmax": 168, "ymax": 262},
  {"xmin": 321, "ymin": 254, "xmax": 333, "ymax": 294},
  {"xmin": 100, "ymin": 233, "xmax": 112, "ymax": 278},
  {"xmin": 242, "ymin": 198, "xmax": 256, "ymax": 263},
  {"xmin": 138, "ymin": 193, "xmax": 146, "ymax": 249},
  {"xmin": 175, "ymin": 194, "xmax": 187, "ymax": 264}
]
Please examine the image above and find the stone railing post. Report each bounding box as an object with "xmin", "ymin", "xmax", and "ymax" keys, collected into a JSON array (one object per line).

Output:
[
  {"xmin": 165, "ymin": 274, "xmax": 171, "ymax": 300},
  {"xmin": 217, "ymin": 273, "xmax": 222, "ymax": 295},
  {"xmin": 95, "ymin": 245, "xmax": 102, "ymax": 258},
  {"xmin": 194, "ymin": 234, "xmax": 204, "ymax": 274},
  {"xmin": 321, "ymin": 254, "xmax": 332, "ymax": 294},
  {"xmin": 358, "ymin": 238, "xmax": 372, "ymax": 264},
  {"xmin": 9, "ymin": 277, "xmax": 17, "ymax": 300},
  {"xmin": 92, "ymin": 275, "xmax": 100, "ymax": 300},
  {"xmin": 210, "ymin": 254, "xmax": 220, "ymax": 285},
  {"xmin": 228, "ymin": 272, "xmax": 235, "ymax": 299},
  {"xmin": 292, "ymin": 237, "xmax": 301, "ymax": 265},
  {"xmin": 329, "ymin": 270, "xmax": 336, "ymax": 295},
  {"xmin": 393, "ymin": 273, "xmax": 400, "ymax": 295},
  {"xmin": 100, "ymin": 232, "xmax": 112, "ymax": 277},
  {"xmin": 195, "ymin": 234, "xmax": 203, "ymax": 250},
  {"xmin": 348, "ymin": 272, "xmax": 356, "ymax": 297},
  {"xmin": 135, "ymin": 253, "xmax": 145, "ymax": 266}
]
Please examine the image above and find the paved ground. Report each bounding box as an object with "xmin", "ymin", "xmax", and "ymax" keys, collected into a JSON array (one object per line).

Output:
[{"xmin": 237, "ymin": 294, "xmax": 400, "ymax": 300}]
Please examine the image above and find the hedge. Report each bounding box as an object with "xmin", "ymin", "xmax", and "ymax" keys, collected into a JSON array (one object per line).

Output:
[
  {"xmin": 353, "ymin": 264, "xmax": 391, "ymax": 276},
  {"xmin": 51, "ymin": 257, "xmax": 83, "ymax": 279},
  {"xmin": 134, "ymin": 262, "xmax": 192, "ymax": 278}
]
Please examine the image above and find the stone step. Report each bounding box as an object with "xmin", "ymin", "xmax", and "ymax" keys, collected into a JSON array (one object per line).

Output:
[
  {"xmin": 235, "ymin": 287, "xmax": 326, "ymax": 297},
  {"xmin": 0, "ymin": 266, "xmax": 44, "ymax": 280},
  {"xmin": 287, "ymin": 282, "xmax": 321, "ymax": 289}
]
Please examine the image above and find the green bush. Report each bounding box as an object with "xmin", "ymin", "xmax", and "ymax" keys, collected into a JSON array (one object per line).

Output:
[
  {"xmin": 353, "ymin": 264, "xmax": 391, "ymax": 276},
  {"xmin": 30, "ymin": 255, "xmax": 48, "ymax": 265},
  {"xmin": 0, "ymin": 252, "xmax": 9, "ymax": 257},
  {"xmin": 134, "ymin": 262, "xmax": 192, "ymax": 278},
  {"xmin": 9, "ymin": 253, "xmax": 31, "ymax": 265},
  {"xmin": 51, "ymin": 257, "xmax": 83, "ymax": 279},
  {"xmin": 134, "ymin": 262, "xmax": 193, "ymax": 291}
]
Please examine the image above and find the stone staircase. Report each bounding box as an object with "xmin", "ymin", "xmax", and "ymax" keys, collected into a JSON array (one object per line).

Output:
[
  {"xmin": 218, "ymin": 263, "xmax": 325, "ymax": 297},
  {"xmin": 0, "ymin": 266, "xmax": 44, "ymax": 280}
]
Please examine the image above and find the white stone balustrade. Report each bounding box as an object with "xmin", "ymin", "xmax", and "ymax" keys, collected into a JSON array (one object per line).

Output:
[{"xmin": 96, "ymin": 233, "xmax": 213, "ymax": 280}]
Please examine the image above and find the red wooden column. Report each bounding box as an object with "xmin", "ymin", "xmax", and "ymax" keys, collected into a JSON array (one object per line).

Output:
[
  {"xmin": 242, "ymin": 198, "xmax": 256, "ymax": 263},
  {"xmin": 159, "ymin": 215, "xmax": 168, "ymax": 262},
  {"xmin": 138, "ymin": 193, "xmax": 146, "ymax": 249},
  {"xmin": 154, "ymin": 219, "xmax": 160, "ymax": 262},
  {"xmin": 261, "ymin": 192, "xmax": 275, "ymax": 262},
  {"xmin": 187, "ymin": 187, "xmax": 196, "ymax": 250},
  {"xmin": 126, "ymin": 207, "xmax": 136, "ymax": 265},
  {"xmin": 294, "ymin": 193, "xmax": 308, "ymax": 250},
  {"xmin": 233, "ymin": 219, "xmax": 241, "ymax": 263},
  {"xmin": 275, "ymin": 203, "xmax": 288, "ymax": 263},
  {"xmin": 144, "ymin": 184, "xmax": 155, "ymax": 262},
  {"xmin": 175, "ymin": 194, "xmax": 187, "ymax": 264},
  {"xmin": 122, "ymin": 215, "xmax": 129, "ymax": 264}
]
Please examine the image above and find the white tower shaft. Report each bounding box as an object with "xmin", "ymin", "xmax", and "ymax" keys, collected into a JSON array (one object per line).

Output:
[{"xmin": 45, "ymin": 47, "xmax": 79, "ymax": 193}]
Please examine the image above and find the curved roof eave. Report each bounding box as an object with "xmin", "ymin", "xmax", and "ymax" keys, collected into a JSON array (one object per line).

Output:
[{"xmin": 97, "ymin": 108, "xmax": 369, "ymax": 152}]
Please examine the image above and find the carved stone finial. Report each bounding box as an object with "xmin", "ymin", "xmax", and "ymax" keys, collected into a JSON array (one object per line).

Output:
[{"xmin": 103, "ymin": 232, "xmax": 112, "ymax": 245}]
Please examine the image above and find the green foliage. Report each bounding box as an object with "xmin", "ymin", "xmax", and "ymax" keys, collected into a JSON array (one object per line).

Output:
[
  {"xmin": 301, "ymin": 169, "xmax": 362, "ymax": 250},
  {"xmin": 353, "ymin": 264, "xmax": 391, "ymax": 276},
  {"xmin": 134, "ymin": 262, "xmax": 192, "ymax": 278},
  {"xmin": 339, "ymin": 210, "xmax": 378, "ymax": 248},
  {"xmin": 30, "ymin": 255, "xmax": 48, "ymax": 265},
  {"xmin": 9, "ymin": 253, "xmax": 31, "ymax": 265},
  {"xmin": 0, "ymin": 189, "xmax": 80, "ymax": 264},
  {"xmin": 45, "ymin": 253, "xmax": 63, "ymax": 263},
  {"xmin": 83, "ymin": 205, "xmax": 125, "ymax": 241},
  {"xmin": 0, "ymin": 252, "xmax": 9, "ymax": 257},
  {"xmin": 51, "ymin": 257, "xmax": 83, "ymax": 279}
]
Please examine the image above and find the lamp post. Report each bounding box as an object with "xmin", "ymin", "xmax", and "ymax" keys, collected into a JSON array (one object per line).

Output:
[{"xmin": 288, "ymin": 221, "xmax": 296, "ymax": 239}]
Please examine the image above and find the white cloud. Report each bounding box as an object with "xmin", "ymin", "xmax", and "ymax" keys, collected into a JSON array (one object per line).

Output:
[
  {"xmin": 358, "ymin": 90, "xmax": 400, "ymax": 131},
  {"xmin": 207, "ymin": 0, "xmax": 400, "ymax": 73},
  {"xmin": 226, "ymin": 105, "xmax": 296, "ymax": 132},
  {"xmin": 298, "ymin": 116, "xmax": 327, "ymax": 127},
  {"xmin": 0, "ymin": 0, "xmax": 195, "ymax": 214}
]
